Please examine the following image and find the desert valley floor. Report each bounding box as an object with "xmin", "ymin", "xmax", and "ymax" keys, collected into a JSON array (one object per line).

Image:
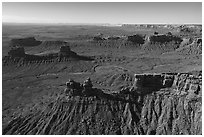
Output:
[{"xmin": 2, "ymin": 24, "xmax": 202, "ymax": 135}]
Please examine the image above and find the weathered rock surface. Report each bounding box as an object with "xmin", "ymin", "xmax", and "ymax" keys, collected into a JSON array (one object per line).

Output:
[{"xmin": 3, "ymin": 72, "xmax": 201, "ymax": 135}]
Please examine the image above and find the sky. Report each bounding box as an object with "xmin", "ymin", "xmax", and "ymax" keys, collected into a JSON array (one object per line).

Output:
[{"xmin": 2, "ymin": 2, "xmax": 202, "ymax": 24}]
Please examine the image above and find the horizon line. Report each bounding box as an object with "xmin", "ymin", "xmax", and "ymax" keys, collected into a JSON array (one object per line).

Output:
[{"xmin": 2, "ymin": 22, "xmax": 202, "ymax": 25}]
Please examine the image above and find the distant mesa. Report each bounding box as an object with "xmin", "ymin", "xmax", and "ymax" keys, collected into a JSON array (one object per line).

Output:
[
  {"xmin": 11, "ymin": 37, "xmax": 42, "ymax": 47},
  {"xmin": 149, "ymin": 32, "xmax": 183, "ymax": 44},
  {"xmin": 92, "ymin": 32, "xmax": 183, "ymax": 46},
  {"xmin": 7, "ymin": 37, "xmax": 78, "ymax": 59},
  {"xmin": 4, "ymin": 40, "xmax": 79, "ymax": 65},
  {"xmin": 127, "ymin": 34, "xmax": 145, "ymax": 45},
  {"xmin": 7, "ymin": 45, "xmax": 78, "ymax": 59}
]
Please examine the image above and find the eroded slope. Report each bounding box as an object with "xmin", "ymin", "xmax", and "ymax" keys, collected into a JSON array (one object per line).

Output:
[{"xmin": 3, "ymin": 73, "xmax": 202, "ymax": 135}]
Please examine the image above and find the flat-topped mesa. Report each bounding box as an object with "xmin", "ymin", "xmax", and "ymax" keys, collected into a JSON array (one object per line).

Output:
[
  {"xmin": 58, "ymin": 45, "xmax": 77, "ymax": 58},
  {"xmin": 131, "ymin": 73, "xmax": 202, "ymax": 96},
  {"xmin": 131, "ymin": 73, "xmax": 174, "ymax": 93},
  {"xmin": 11, "ymin": 37, "xmax": 42, "ymax": 47},
  {"xmin": 127, "ymin": 34, "xmax": 145, "ymax": 45},
  {"xmin": 149, "ymin": 33, "xmax": 183, "ymax": 44},
  {"xmin": 8, "ymin": 46, "xmax": 25, "ymax": 57}
]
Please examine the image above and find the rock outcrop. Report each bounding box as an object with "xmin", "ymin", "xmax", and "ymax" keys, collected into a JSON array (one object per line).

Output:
[
  {"xmin": 64, "ymin": 78, "xmax": 98, "ymax": 97},
  {"xmin": 2, "ymin": 72, "xmax": 202, "ymax": 135}
]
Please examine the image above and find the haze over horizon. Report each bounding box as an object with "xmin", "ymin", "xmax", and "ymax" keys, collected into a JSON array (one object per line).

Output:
[{"xmin": 2, "ymin": 2, "xmax": 202, "ymax": 24}]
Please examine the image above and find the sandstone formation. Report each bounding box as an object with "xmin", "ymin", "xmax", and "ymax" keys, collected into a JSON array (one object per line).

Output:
[{"xmin": 3, "ymin": 72, "xmax": 202, "ymax": 135}]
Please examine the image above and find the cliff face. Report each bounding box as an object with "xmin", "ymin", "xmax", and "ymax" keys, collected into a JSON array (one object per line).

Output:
[{"xmin": 3, "ymin": 73, "xmax": 202, "ymax": 135}]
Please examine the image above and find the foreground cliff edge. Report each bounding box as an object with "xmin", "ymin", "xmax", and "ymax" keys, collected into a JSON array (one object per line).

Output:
[{"xmin": 3, "ymin": 72, "xmax": 202, "ymax": 135}]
